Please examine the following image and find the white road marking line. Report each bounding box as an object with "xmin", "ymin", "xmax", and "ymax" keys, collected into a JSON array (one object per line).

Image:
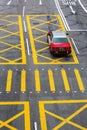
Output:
[
  {"xmin": 7, "ymin": 92, "xmax": 10, "ymax": 93},
  {"xmin": 67, "ymin": 91, "xmax": 70, "ymax": 93},
  {"xmin": 7, "ymin": 0, "xmax": 12, "ymax": 5},
  {"xmin": 71, "ymin": 38, "xmax": 80, "ymax": 54},
  {"xmin": 25, "ymin": 0, "xmax": 27, "ymax": 2},
  {"xmin": 26, "ymin": 38, "xmax": 30, "ymax": 55},
  {"xmin": 14, "ymin": 92, "xmax": 17, "ymax": 94},
  {"xmin": 52, "ymin": 91, "xmax": 55, "ymax": 93},
  {"xmin": 81, "ymin": 68, "xmax": 84, "ymax": 70},
  {"xmin": 74, "ymin": 91, "xmax": 77, "ymax": 93},
  {"xmin": 78, "ymin": 0, "xmax": 87, "ymax": 13},
  {"xmin": 23, "ymin": 6, "xmax": 25, "ymax": 17},
  {"xmin": 69, "ymin": 5, "xmax": 76, "ymax": 14},
  {"xmin": 39, "ymin": 0, "xmax": 42, "ymax": 5},
  {"xmin": 34, "ymin": 122, "xmax": 37, "ymax": 130},
  {"xmin": 23, "ymin": 20, "xmax": 27, "ymax": 32},
  {"xmin": 70, "ymin": 29, "xmax": 87, "ymax": 31},
  {"xmin": 54, "ymin": 0, "xmax": 70, "ymax": 31}
]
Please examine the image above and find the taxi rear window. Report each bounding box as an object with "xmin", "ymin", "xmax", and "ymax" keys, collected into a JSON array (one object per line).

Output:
[{"xmin": 52, "ymin": 38, "xmax": 68, "ymax": 43}]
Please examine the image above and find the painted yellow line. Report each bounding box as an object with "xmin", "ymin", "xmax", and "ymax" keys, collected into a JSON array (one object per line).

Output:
[
  {"xmin": 0, "ymin": 31, "xmax": 19, "ymax": 40},
  {"xmin": 0, "ymin": 102, "xmax": 30, "ymax": 130},
  {"xmin": 53, "ymin": 104, "xmax": 87, "ymax": 130},
  {"xmin": 0, "ymin": 111, "xmax": 24, "ymax": 128},
  {"xmin": 39, "ymin": 100, "xmax": 87, "ymax": 104},
  {"xmin": 33, "ymin": 27, "xmax": 47, "ymax": 33},
  {"xmin": 21, "ymin": 70, "xmax": 26, "ymax": 92},
  {"xmin": 6, "ymin": 70, "xmax": 12, "ymax": 92},
  {"xmin": 74, "ymin": 69, "xmax": 85, "ymax": 91},
  {"xmin": 58, "ymin": 15, "xmax": 79, "ymax": 64},
  {"xmin": 35, "ymin": 70, "xmax": 41, "ymax": 91},
  {"xmin": 0, "ymin": 102, "xmax": 29, "ymax": 105},
  {"xmin": 24, "ymin": 102, "xmax": 31, "ymax": 130},
  {"xmin": 35, "ymin": 39, "xmax": 48, "ymax": 45},
  {"xmin": 61, "ymin": 69, "xmax": 70, "ymax": 92},
  {"xmin": 48, "ymin": 70, "xmax": 56, "ymax": 91},
  {"xmin": 0, "ymin": 41, "xmax": 21, "ymax": 50},
  {"xmin": 45, "ymin": 110, "xmax": 86, "ymax": 130},
  {"xmin": 0, "ymin": 120, "xmax": 17, "ymax": 130},
  {"xmin": 32, "ymin": 18, "xmax": 58, "ymax": 29},
  {"xmin": 39, "ymin": 102, "xmax": 47, "ymax": 130},
  {"xmin": 57, "ymin": 15, "xmax": 65, "ymax": 31},
  {"xmin": 0, "ymin": 22, "xmax": 18, "ymax": 30},
  {"xmin": 18, "ymin": 16, "xmax": 26, "ymax": 64},
  {"xmin": 37, "ymin": 46, "xmax": 49, "ymax": 53},
  {"xmin": 34, "ymin": 34, "xmax": 47, "ymax": 40}
]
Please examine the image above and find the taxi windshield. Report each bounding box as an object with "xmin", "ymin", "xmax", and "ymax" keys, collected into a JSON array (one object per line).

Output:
[{"xmin": 52, "ymin": 38, "xmax": 68, "ymax": 43}]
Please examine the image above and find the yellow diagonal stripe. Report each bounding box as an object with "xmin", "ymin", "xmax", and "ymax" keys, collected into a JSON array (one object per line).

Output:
[
  {"xmin": 74, "ymin": 69, "xmax": 85, "ymax": 91},
  {"xmin": 61, "ymin": 69, "xmax": 70, "ymax": 92},
  {"xmin": 35, "ymin": 70, "xmax": 41, "ymax": 91},
  {"xmin": 48, "ymin": 70, "xmax": 56, "ymax": 91},
  {"xmin": 21, "ymin": 70, "xmax": 26, "ymax": 92},
  {"xmin": 6, "ymin": 70, "xmax": 12, "ymax": 92}
]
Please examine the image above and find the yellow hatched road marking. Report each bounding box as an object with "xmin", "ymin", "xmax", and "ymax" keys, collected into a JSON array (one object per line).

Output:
[
  {"xmin": 48, "ymin": 70, "xmax": 56, "ymax": 91},
  {"xmin": 0, "ymin": 15, "xmax": 26, "ymax": 64},
  {"xmin": 35, "ymin": 70, "xmax": 41, "ymax": 91},
  {"xmin": 39, "ymin": 100, "xmax": 87, "ymax": 130},
  {"xmin": 0, "ymin": 102, "xmax": 30, "ymax": 130},
  {"xmin": 74, "ymin": 69, "xmax": 85, "ymax": 91},
  {"xmin": 45, "ymin": 110, "xmax": 86, "ymax": 130},
  {"xmin": 21, "ymin": 70, "xmax": 26, "ymax": 92},
  {"xmin": 61, "ymin": 69, "xmax": 70, "ymax": 92},
  {"xmin": 27, "ymin": 15, "xmax": 79, "ymax": 64},
  {"xmin": 6, "ymin": 69, "xmax": 12, "ymax": 92},
  {"xmin": 53, "ymin": 104, "xmax": 87, "ymax": 130},
  {"xmin": 32, "ymin": 18, "xmax": 58, "ymax": 29}
]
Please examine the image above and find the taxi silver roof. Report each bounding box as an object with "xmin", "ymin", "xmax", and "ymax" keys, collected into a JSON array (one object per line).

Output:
[{"xmin": 52, "ymin": 31, "xmax": 67, "ymax": 38}]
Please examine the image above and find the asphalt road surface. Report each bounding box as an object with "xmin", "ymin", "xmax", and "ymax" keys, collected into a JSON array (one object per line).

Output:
[{"xmin": 0, "ymin": 0, "xmax": 87, "ymax": 130}]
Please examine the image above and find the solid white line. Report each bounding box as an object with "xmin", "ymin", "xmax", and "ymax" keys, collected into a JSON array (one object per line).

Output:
[
  {"xmin": 78, "ymin": 0, "xmax": 87, "ymax": 13},
  {"xmin": 69, "ymin": 5, "xmax": 76, "ymax": 14},
  {"xmin": 54, "ymin": 0, "xmax": 70, "ymax": 31},
  {"xmin": 23, "ymin": 6, "xmax": 25, "ymax": 17},
  {"xmin": 39, "ymin": 0, "xmax": 42, "ymax": 5},
  {"xmin": 71, "ymin": 38, "xmax": 80, "ymax": 54},
  {"xmin": 23, "ymin": 20, "xmax": 27, "ymax": 32},
  {"xmin": 26, "ymin": 38, "xmax": 30, "ymax": 55},
  {"xmin": 25, "ymin": 0, "xmax": 27, "ymax": 2},
  {"xmin": 7, "ymin": 0, "xmax": 12, "ymax": 5},
  {"xmin": 34, "ymin": 122, "xmax": 37, "ymax": 130},
  {"xmin": 70, "ymin": 29, "xmax": 87, "ymax": 31}
]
